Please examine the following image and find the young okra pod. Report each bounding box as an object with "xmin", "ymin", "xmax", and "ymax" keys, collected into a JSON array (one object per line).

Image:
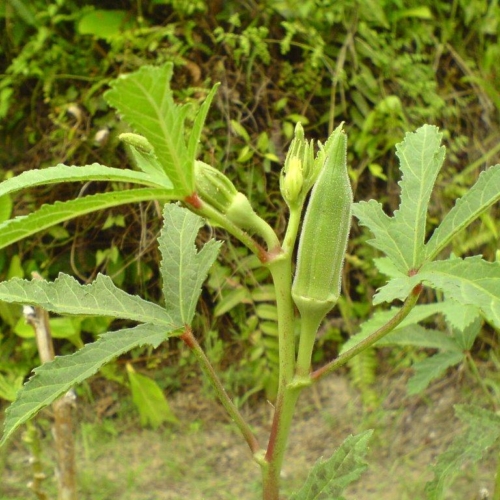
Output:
[{"xmin": 292, "ymin": 124, "xmax": 353, "ymax": 329}]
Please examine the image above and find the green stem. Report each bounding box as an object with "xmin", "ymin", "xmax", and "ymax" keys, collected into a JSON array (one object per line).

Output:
[
  {"xmin": 180, "ymin": 326, "xmax": 261, "ymax": 455},
  {"xmin": 268, "ymin": 255, "xmax": 296, "ymax": 389},
  {"xmin": 185, "ymin": 194, "xmax": 280, "ymax": 259},
  {"xmin": 311, "ymin": 286, "xmax": 422, "ymax": 382},
  {"xmin": 262, "ymin": 386, "xmax": 302, "ymax": 500},
  {"xmin": 295, "ymin": 312, "xmax": 322, "ymax": 378},
  {"xmin": 282, "ymin": 203, "xmax": 303, "ymax": 255},
  {"xmin": 261, "ymin": 251, "xmax": 299, "ymax": 499}
]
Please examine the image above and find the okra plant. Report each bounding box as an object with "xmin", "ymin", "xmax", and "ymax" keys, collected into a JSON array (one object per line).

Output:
[{"xmin": 1, "ymin": 62, "xmax": 500, "ymax": 499}]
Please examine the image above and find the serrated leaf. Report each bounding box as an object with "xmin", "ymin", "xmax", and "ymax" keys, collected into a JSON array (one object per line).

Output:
[
  {"xmin": 353, "ymin": 125, "xmax": 445, "ymax": 274},
  {"xmin": 425, "ymin": 164, "xmax": 500, "ymax": 260},
  {"xmin": 187, "ymin": 83, "xmax": 219, "ymax": 163},
  {"xmin": 425, "ymin": 404, "xmax": 500, "ymax": 499},
  {"xmin": 378, "ymin": 324, "xmax": 461, "ymax": 352},
  {"xmin": 452, "ymin": 315, "xmax": 481, "ymax": 351},
  {"xmin": 416, "ymin": 257, "xmax": 500, "ymax": 329},
  {"xmin": 0, "ymin": 273, "xmax": 174, "ymax": 327},
  {"xmin": 372, "ymin": 275, "xmax": 415, "ymax": 305},
  {"xmin": 407, "ymin": 351, "xmax": 464, "ymax": 395},
  {"xmin": 290, "ymin": 430, "xmax": 373, "ymax": 500},
  {"xmin": 340, "ymin": 303, "xmax": 444, "ymax": 354},
  {"xmin": 0, "ymin": 164, "xmax": 167, "ymax": 199},
  {"xmin": 159, "ymin": 204, "xmax": 221, "ymax": 325},
  {"xmin": 441, "ymin": 297, "xmax": 481, "ymax": 332},
  {"xmin": 105, "ymin": 64, "xmax": 217, "ymax": 195},
  {"xmin": 127, "ymin": 364, "xmax": 178, "ymax": 428},
  {"xmin": 0, "ymin": 188, "xmax": 176, "ymax": 250},
  {"xmin": 394, "ymin": 125, "xmax": 445, "ymax": 268},
  {"xmin": 1, "ymin": 323, "xmax": 170, "ymax": 446}
]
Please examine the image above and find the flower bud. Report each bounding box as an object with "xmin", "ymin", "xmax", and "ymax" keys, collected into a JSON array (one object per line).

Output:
[
  {"xmin": 194, "ymin": 161, "xmax": 239, "ymax": 213},
  {"xmin": 280, "ymin": 123, "xmax": 316, "ymax": 207},
  {"xmin": 119, "ymin": 133, "xmax": 154, "ymax": 154}
]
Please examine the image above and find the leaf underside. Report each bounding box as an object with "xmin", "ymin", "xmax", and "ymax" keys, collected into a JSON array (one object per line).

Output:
[
  {"xmin": 0, "ymin": 273, "xmax": 174, "ymax": 326},
  {"xmin": 0, "ymin": 323, "xmax": 170, "ymax": 446},
  {"xmin": 159, "ymin": 203, "xmax": 222, "ymax": 325}
]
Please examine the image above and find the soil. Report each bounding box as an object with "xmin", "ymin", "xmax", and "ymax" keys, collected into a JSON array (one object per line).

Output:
[{"xmin": 0, "ymin": 371, "xmax": 496, "ymax": 500}]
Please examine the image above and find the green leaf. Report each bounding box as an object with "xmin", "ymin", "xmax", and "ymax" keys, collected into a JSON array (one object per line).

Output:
[
  {"xmin": 78, "ymin": 10, "xmax": 134, "ymax": 38},
  {"xmin": 440, "ymin": 297, "xmax": 481, "ymax": 332},
  {"xmin": 187, "ymin": 83, "xmax": 219, "ymax": 164},
  {"xmin": 425, "ymin": 404, "xmax": 500, "ymax": 499},
  {"xmin": 159, "ymin": 204, "xmax": 222, "ymax": 325},
  {"xmin": 105, "ymin": 63, "xmax": 218, "ymax": 195},
  {"xmin": 425, "ymin": 164, "xmax": 500, "ymax": 261},
  {"xmin": 417, "ymin": 257, "xmax": 500, "ymax": 329},
  {"xmin": 0, "ymin": 323, "xmax": 171, "ymax": 446},
  {"xmin": 0, "ymin": 188, "xmax": 176, "ymax": 251},
  {"xmin": 0, "ymin": 164, "xmax": 169, "ymax": 199},
  {"xmin": 127, "ymin": 364, "xmax": 178, "ymax": 428},
  {"xmin": 353, "ymin": 125, "xmax": 445, "ymax": 273},
  {"xmin": 0, "ymin": 274, "xmax": 174, "ymax": 327},
  {"xmin": 408, "ymin": 351, "xmax": 464, "ymax": 395},
  {"xmin": 290, "ymin": 430, "xmax": 373, "ymax": 500},
  {"xmin": 377, "ymin": 324, "xmax": 461, "ymax": 352},
  {"xmin": 452, "ymin": 315, "xmax": 481, "ymax": 351},
  {"xmin": 0, "ymin": 194, "xmax": 12, "ymax": 223}
]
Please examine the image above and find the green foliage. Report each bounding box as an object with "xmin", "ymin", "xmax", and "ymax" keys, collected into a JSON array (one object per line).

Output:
[
  {"xmin": 104, "ymin": 63, "xmax": 219, "ymax": 196},
  {"xmin": 425, "ymin": 404, "xmax": 500, "ymax": 499},
  {"xmin": 0, "ymin": 203, "xmax": 220, "ymax": 446},
  {"xmin": 126, "ymin": 363, "xmax": 178, "ymax": 428},
  {"xmin": 290, "ymin": 430, "xmax": 373, "ymax": 500}
]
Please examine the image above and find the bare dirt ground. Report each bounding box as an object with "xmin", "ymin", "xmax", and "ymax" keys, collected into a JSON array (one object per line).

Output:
[{"xmin": 1, "ymin": 372, "xmax": 496, "ymax": 499}]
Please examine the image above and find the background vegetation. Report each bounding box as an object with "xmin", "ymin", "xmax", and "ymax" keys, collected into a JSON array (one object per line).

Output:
[{"xmin": 0, "ymin": 1, "xmax": 499, "ymax": 494}]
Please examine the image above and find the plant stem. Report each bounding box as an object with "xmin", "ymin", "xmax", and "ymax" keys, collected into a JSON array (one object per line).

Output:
[
  {"xmin": 311, "ymin": 285, "xmax": 422, "ymax": 382},
  {"xmin": 268, "ymin": 254, "xmax": 296, "ymax": 391},
  {"xmin": 262, "ymin": 386, "xmax": 302, "ymax": 500},
  {"xmin": 185, "ymin": 194, "xmax": 280, "ymax": 260},
  {"xmin": 261, "ymin": 252, "xmax": 299, "ymax": 499},
  {"xmin": 295, "ymin": 313, "xmax": 322, "ymax": 378},
  {"xmin": 179, "ymin": 326, "xmax": 261, "ymax": 455}
]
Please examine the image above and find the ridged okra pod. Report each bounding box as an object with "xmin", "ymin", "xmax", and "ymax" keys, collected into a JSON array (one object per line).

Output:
[{"xmin": 292, "ymin": 124, "xmax": 352, "ymax": 331}]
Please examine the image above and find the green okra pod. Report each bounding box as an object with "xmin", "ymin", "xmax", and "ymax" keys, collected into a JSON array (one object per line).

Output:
[{"xmin": 292, "ymin": 124, "xmax": 353, "ymax": 329}]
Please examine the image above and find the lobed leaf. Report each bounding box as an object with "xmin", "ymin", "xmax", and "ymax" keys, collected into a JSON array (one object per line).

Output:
[
  {"xmin": 290, "ymin": 430, "xmax": 373, "ymax": 500},
  {"xmin": 0, "ymin": 273, "xmax": 174, "ymax": 327},
  {"xmin": 0, "ymin": 323, "xmax": 171, "ymax": 446},
  {"xmin": 407, "ymin": 351, "xmax": 464, "ymax": 395},
  {"xmin": 0, "ymin": 163, "xmax": 168, "ymax": 199},
  {"xmin": 377, "ymin": 324, "xmax": 461, "ymax": 352},
  {"xmin": 416, "ymin": 257, "xmax": 500, "ymax": 329},
  {"xmin": 425, "ymin": 404, "xmax": 500, "ymax": 499},
  {"xmin": 394, "ymin": 125, "xmax": 445, "ymax": 268},
  {"xmin": 105, "ymin": 63, "xmax": 217, "ymax": 195},
  {"xmin": 0, "ymin": 188, "xmax": 176, "ymax": 250},
  {"xmin": 425, "ymin": 164, "xmax": 500, "ymax": 260},
  {"xmin": 353, "ymin": 125, "xmax": 445, "ymax": 274},
  {"xmin": 159, "ymin": 204, "xmax": 222, "ymax": 325}
]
